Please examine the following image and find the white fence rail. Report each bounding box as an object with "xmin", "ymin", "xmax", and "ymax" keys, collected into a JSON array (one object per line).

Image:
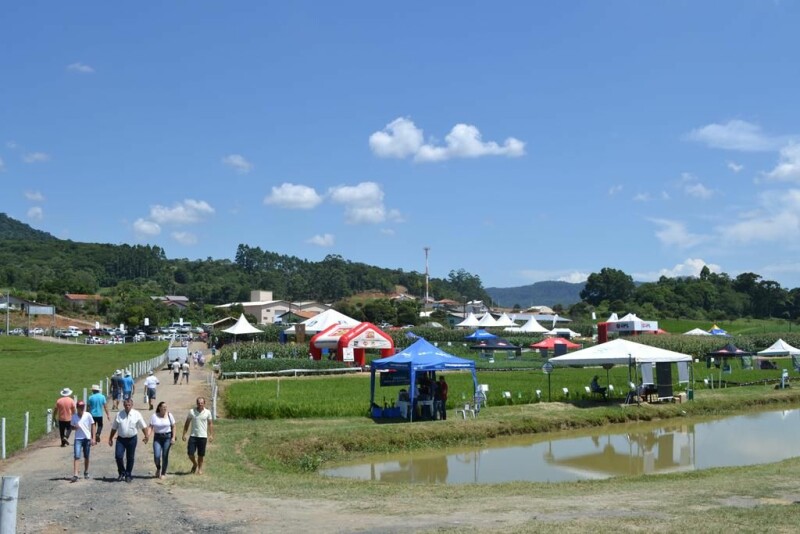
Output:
[{"xmin": 0, "ymin": 350, "xmax": 167, "ymax": 460}]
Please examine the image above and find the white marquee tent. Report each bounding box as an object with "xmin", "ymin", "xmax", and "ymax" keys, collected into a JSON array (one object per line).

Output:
[
  {"xmin": 455, "ymin": 312, "xmax": 481, "ymax": 328},
  {"xmin": 494, "ymin": 312, "xmax": 517, "ymax": 328},
  {"xmin": 476, "ymin": 313, "xmax": 499, "ymax": 328},
  {"xmin": 549, "ymin": 338, "xmax": 692, "ymax": 367},
  {"xmin": 683, "ymin": 328, "xmax": 713, "ymax": 336},
  {"xmin": 757, "ymin": 338, "xmax": 800, "ymax": 356},
  {"xmin": 505, "ymin": 316, "xmax": 549, "ymax": 334},
  {"xmin": 223, "ymin": 314, "xmax": 264, "ymax": 339},
  {"xmin": 283, "ymin": 309, "xmax": 360, "ymax": 335}
]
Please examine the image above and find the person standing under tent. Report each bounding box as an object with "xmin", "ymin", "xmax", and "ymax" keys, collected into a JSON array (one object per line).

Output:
[{"xmin": 434, "ymin": 375, "xmax": 449, "ymax": 421}]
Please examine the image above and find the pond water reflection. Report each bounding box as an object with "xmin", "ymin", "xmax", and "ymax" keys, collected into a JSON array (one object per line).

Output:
[{"xmin": 322, "ymin": 408, "xmax": 800, "ymax": 484}]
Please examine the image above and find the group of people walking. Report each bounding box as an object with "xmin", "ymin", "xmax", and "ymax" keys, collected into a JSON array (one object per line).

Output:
[{"xmin": 53, "ymin": 367, "xmax": 214, "ymax": 483}]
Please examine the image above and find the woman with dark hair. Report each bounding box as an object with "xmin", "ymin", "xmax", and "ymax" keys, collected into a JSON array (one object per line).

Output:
[{"xmin": 148, "ymin": 401, "xmax": 176, "ymax": 479}]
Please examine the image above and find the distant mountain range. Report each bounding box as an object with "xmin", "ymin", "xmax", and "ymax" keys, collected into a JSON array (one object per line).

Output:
[{"xmin": 485, "ymin": 281, "xmax": 585, "ymax": 308}]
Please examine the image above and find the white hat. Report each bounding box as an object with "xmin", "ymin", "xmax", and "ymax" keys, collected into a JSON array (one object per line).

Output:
[
  {"xmin": 91, "ymin": 384, "xmax": 101, "ymax": 391},
  {"xmin": 114, "ymin": 370, "xmax": 122, "ymax": 376},
  {"xmin": 124, "ymin": 370, "xmax": 131, "ymax": 376},
  {"xmin": 60, "ymin": 388, "xmax": 73, "ymax": 397},
  {"xmin": 148, "ymin": 370, "xmax": 154, "ymax": 375}
]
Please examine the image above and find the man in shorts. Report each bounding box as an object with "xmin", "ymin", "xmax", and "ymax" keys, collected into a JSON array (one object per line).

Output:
[
  {"xmin": 143, "ymin": 370, "xmax": 160, "ymax": 410},
  {"xmin": 54, "ymin": 388, "xmax": 76, "ymax": 447},
  {"xmin": 70, "ymin": 401, "xmax": 95, "ymax": 482},
  {"xmin": 110, "ymin": 370, "xmax": 123, "ymax": 410},
  {"xmin": 182, "ymin": 397, "xmax": 213, "ymax": 475},
  {"xmin": 87, "ymin": 384, "xmax": 110, "ymax": 443},
  {"xmin": 122, "ymin": 370, "xmax": 135, "ymax": 401}
]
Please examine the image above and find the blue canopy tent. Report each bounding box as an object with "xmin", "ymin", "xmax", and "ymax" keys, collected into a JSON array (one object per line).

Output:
[
  {"xmin": 464, "ymin": 328, "xmax": 498, "ymax": 341},
  {"xmin": 370, "ymin": 338, "xmax": 478, "ymax": 422}
]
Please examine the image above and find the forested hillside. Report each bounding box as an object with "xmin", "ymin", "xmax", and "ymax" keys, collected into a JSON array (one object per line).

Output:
[{"xmin": 486, "ymin": 281, "xmax": 585, "ymax": 308}]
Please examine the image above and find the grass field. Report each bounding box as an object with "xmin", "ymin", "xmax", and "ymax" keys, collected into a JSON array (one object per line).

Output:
[{"xmin": 0, "ymin": 337, "xmax": 168, "ymax": 455}]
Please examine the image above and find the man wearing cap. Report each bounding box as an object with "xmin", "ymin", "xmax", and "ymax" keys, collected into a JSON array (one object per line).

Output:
[
  {"xmin": 53, "ymin": 388, "xmax": 76, "ymax": 447},
  {"xmin": 111, "ymin": 370, "xmax": 123, "ymax": 410},
  {"xmin": 143, "ymin": 371, "xmax": 160, "ymax": 410},
  {"xmin": 70, "ymin": 401, "xmax": 95, "ymax": 482},
  {"xmin": 108, "ymin": 398, "xmax": 148, "ymax": 482},
  {"xmin": 87, "ymin": 384, "xmax": 110, "ymax": 443},
  {"xmin": 121, "ymin": 370, "xmax": 135, "ymax": 401}
]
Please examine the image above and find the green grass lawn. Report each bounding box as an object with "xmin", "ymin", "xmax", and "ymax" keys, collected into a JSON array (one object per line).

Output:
[{"xmin": 0, "ymin": 336, "xmax": 168, "ymax": 455}]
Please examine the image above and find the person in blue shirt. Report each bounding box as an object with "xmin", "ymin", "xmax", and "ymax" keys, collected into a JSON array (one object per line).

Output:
[
  {"xmin": 122, "ymin": 371, "xmax": 135, "ymax": 401},
  {"xmin": 87, "ymin": 384, "xmax": 110, "ymax": 444}
]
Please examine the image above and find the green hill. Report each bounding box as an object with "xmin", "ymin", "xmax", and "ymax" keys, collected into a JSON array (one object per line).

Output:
[{"xmin": 0, "ymin": 213, "xmax": 57, "ymax": 241}]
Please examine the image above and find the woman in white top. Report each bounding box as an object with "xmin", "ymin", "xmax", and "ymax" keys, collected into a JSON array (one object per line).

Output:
[{"xmin": 147, "ymin": 402, "xmax": 176, "ymax": 479}]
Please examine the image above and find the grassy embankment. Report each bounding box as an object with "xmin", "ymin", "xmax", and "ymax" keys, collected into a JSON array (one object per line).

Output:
[{"xmin": 0, "ymin": 336, "xmax": 168, "ymax": 454}]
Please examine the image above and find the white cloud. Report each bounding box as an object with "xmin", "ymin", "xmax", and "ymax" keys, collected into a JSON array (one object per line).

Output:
[
  {"xmin": 415, "ymin": 123, "xmax": 525, "ymax": 162},
  {"xmin": 684, "ymin": 182, "xmax": 713, "ymax": 199},
  {"xmin": 22, "ymin": 152, "xmax": 50, "ymax": 163},
  {"xmin": 369, "ymin": 117, "xmax": 525, "ymax": 162},
  {"xmin": 222, "ymin": 154, "xmax": 253, "ymax": 174},
  {"xmin": 661, "ymin": 191, "xmax": 671, "ymax": 200},
  {"xmin": 27, "ymin": 206, "xmax": 43, "ymax": 221},
  {"xmin": 558, "ymin": 271, "xmax": 590, "ymax": 284},
  {"xmin": 717, "ymin": 190, "xmax": 800, "ymax": 244},
  {"xmin": 727, "ymin": 161, "xmax": 743, "ymax": 173},
  {"xmin": 133, "ymin": 218, "xmax": 161, "ymax": 237},
  {"xmin": 650, "ymin": 218, "xmax": 708, "ymax": 248},
  {"xmin": 380, "ymin": 228, "xmax": 396, "ymax": 236},
  {"xmin": 608, "ymin": 185, "xmax": 623, "ymax": 196},
  {"xmin": 369, "ymin": 117, "xmax": 424, "ymax": 158},
  {"xmin": 634, "ymin": 259, "xmax": 722, "ymax": 282},
  {"xmin": 306, "ymin": 233, "xmax": 335, "ymax": 247},
  {"xmin": 763, "ymin": 143, "xmax": 800, "ymax": 182},
  {"xmin": 328, "ymin": 182, "xmax": 391, "ymax": 223},
  {"xmin": 67, "ymin": 62, "xmax": 94, "ymax": 73},
  {"xmin": 171, "ymin": 231, "xmax": 198, "ymax": 245},
  {"xmin": 633, "ymin": 193, "xmax": 651, "ymax": 202},
  {"xmin": 0, "ymin": 157, "xmax": 4, "ymax": 171},
  {"xmin": 6, "ymin": 141, "xmax": 17, "ymax": 149},
  {"xmin": 264, "ymin": 183, "xmax": 323, "ymax": 209},
  {"xmin": 685, "ymin": 120, "xmax": 785, "ymax": 152},
  {"xmin": 518, "ymin": 269, "xmax": 589, "ymax": 284},
  {"xmin": 24, "ymin": 191, "xmax": 44, "ymax": 201},
  {"xmin": 149, "ymin": 199, "xmax": 215, "ymax": 225}
]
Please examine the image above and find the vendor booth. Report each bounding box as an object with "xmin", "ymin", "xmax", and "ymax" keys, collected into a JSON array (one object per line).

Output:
[
  {"xmin": 370, "ymin": 338, "xmax": 478, "ymax": 421},
  {"xmin": 549, "ymin": 339, "xmax": 692, "ymax": 402},
  {"xmin": 310, "ymin": 322, "xmax": 394, "ymax": 366}
]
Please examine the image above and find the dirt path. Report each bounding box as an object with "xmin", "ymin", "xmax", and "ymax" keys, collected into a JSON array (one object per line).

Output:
[{"xmin": 1, "ymin": 343, "xmax": 237, "ymax": 533}]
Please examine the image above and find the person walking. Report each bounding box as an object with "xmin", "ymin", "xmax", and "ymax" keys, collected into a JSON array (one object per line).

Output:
[
  {"xmin": 70, "ymin": 401, "xmax": 95, "ymax": 482},
  {"xmin": 182, "ymin": 397, "xmax": 213, "ymax": 475},
  {"xmin": 87, "ymin": 384, "xmax": 110, "ymax": 444},
  {"xmin": 180, "ymin": 360, "xmax": 190, "ymax": 385},
  {"xmin": 108, "ymin": 398, "xmax": 148, "ymax": 482},
  {"xmin": 171, "ymin": 359, "xmax": 181, "ymax": 385},
  {"xmin": 434, "ymin": 375, "xmax": 449, "ymax": 421},
  {"xmin": 148, "ymin": 401, "xmax": 176, "ymax": 479},
  {"xmin": 110, "ymin": 370, "xmax": 123, "ymax": 410},
  {"xmin": 53, "ymin": 388, "xmax": 76, "ymax": 447},
  {"xmin": 121, "ymin": 370, "xmax": 135, "ymax": 401},
  {"xmin": 143, "ymin": 371, "xmax": 160, "ymax": 410}
]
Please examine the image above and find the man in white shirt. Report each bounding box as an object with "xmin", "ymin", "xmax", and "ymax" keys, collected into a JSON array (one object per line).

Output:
[
  {"xmin": 182, "ymin": 397, "xmax": 213, "ymax": 475},
  {"xmin": 70, "ymin": 401, "xmax": 95, "ymax": 482},
  {"xmin": 143, "ymin": 371, "xmax": 160, "ymax": 410},
  {"xmin": 108, "ymin": 398, "xmax": 148, "ymax": 482},
  {"xmin": 171, "ymin": 359, "xmax": 181, "ymax": 385}
]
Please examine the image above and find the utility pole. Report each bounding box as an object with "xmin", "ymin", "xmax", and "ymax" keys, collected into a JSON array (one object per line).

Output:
[{"xmin": 423, "ymin": 247, "xmax": 430, "ymax": 305}]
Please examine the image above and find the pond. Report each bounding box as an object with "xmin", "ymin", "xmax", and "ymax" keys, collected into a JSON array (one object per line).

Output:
[{"xmin": 322, "ymin": 407, "xmax": 800, "ymax": 484}]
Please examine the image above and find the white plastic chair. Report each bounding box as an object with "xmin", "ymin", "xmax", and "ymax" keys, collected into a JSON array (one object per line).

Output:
[
  {"xmin": 562, "ymin": 387, "xmax": 570, "ymax": 398},
  {"xmin": 456, "ymin": 403, "xmax": 476, "ymax": 419},
  {"xmin": 535, "ymin": 389, "xmax": 542, "ymax": 400}
]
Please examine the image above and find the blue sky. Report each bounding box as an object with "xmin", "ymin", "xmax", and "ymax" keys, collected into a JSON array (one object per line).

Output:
[{"xmin": 3, "ymin": 1, "xmax": 800, "ymax": 290}]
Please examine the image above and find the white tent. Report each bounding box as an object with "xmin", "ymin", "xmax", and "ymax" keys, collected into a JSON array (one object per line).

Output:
[
  {"xmin": 683, "ymin": 328, "xmax": 712, "ymax": 336},
  {"xmin": 223, "ymin": 314, "xmax": 263, "ymax": 336},
  {"xmin": 549, "ymin": 338, "xmax": 692, "ymax": 366},
  {"xmin": 606, "ymin": 312, "xmax": 619, "ymax": 322},
  {"xmin": 505, "ymin": 316, "xmax": 549, "ymax": 334},
  {"xmin": 546, "ymin": 328, "xmax": 581, "ymax": 339},
  {"xmin": 455, "ymin": 312, "xmax": 481, "ymax": 328},
  {"xmin": 283, "ymin": 309, "xmax": 360, "ymax": 335},
  {"xmin": 476, "ymin": 313, "xmax": 498, "ymax": 327},
  {"xmin": 757, "ymin": 339, "xmax": 800, "ymax": 356},
  {"xmin": 494, "ymin": 312, "xmax": 516, "ymax": 327}
]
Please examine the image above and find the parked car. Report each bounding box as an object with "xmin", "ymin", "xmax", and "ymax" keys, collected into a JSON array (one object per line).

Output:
[
  {"xmin": 10, "ymin": 328, "xmax": 25, "ymax": 335},
  {"xmin": 31, "ymin": 327, "xmax": 44, "ymax": 335}
]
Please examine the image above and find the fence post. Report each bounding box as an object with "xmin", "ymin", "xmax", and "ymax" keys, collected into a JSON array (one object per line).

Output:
[
  {"xmin": 1, "ymin": 418, "xmax": 5, "ymax": 460},
  {"xmin": 23, "ymin": 413, "xmax": 29, "ymax": 449},
  {"xmin": 46, "ymin": 409, "xmax": 52, "ymax": 433},
  {"xmin": 0, "ymin": 476, "xmax": 20, "ymax": 534}
]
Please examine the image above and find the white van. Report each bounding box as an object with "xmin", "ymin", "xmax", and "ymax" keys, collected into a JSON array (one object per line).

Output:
[
  {"xmin": 168, "ymin": 346, "xmax": 189, "ymax": 364},
  {"xmin": 66, "ymin": 326, "xmax": 82, "ymax": 337}
]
